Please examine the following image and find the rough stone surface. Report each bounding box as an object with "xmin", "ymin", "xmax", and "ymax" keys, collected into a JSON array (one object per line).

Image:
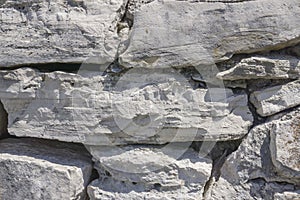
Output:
[
  {"xmin": 0, "ymin": 68, "xmax": 253, "ymax": 144},
  {"xmin": 87, "ymin": 146, "xmax": 212, "ymax": 200},
  {"xmin": 123, "ymin": 0, "xmax": 154, "ymax": 24},
  {"xmin": 0, "ymin": 138, "xmax": 93, "ymax": 200},
  {"xmin": 274, "ymin": 191, "xmax": 300, "ymax": 200},
  {"xmin": 209, "ymin": 178, "xmax": 298, "ymax": 200},
  {"xmin": 217, "ymin": 55, "xmax": 300, "ymax": 80},
  {"xmin": 120, "ymin": 0, "xmax": 300, "ymax": 68},
  {"xmin": 250, "ymin": 80, "xmax": 300, "ymax": 117},
  {"xmin": 0, "ymin": 0, "xmax": 125, "ymax": 67},
  {"xmin": 0, "ymin": 0, "xmax": 299, "ymax": 198},
  {"xmin": 209, "ymin": 108, "xmax": 300, "ymax": 199},
  {"xmin": 269, "ymin": 110, "xmax": 300, "ymax": 177}
]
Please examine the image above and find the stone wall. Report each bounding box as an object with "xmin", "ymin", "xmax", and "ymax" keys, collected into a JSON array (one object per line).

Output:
[{"xmin": 0, "ymin": 0, "xmax": 299, "ymax": 199}]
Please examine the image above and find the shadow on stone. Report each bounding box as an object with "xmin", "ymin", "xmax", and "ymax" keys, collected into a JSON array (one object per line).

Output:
[{"xmin": 0, "ymin": 100, "xmax": 8, "ymax": 139}]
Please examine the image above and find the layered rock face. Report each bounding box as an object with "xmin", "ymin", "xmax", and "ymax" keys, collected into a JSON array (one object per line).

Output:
[
  {"xmin": 0, "ymin": 0, "xmax": 299, "ymax": 199},
  {"xmin": 0, "ymin": 138, "xmax": 93, "ymax": 200}
]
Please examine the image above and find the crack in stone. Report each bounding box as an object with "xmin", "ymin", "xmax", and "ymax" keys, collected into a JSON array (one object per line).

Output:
[{"xmin": 0, "ymin": 100, "xmax": 9, "ymax": 139}]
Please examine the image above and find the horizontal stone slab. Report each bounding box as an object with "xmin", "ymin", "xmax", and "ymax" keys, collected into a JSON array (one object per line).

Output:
[
  {"xmin": 87, "ymin": 146, "xmax": 211, "ymax": 200},
  {"xmin": 119, "ymin": 0, "xmax": 300, "ymax": 68},
  {"xmin": 274, "ymin": 191, "xmax": 300, "ymax": 200},
  {"xmin": 0, "ymin": 0, "xmax": 124, "ymax": 67},
  {"xmin": 217, "ymin": 55, "xmax": 300, "ymax": 80},
  {"xmin": 0, "ymin": 138, "xmax": 93, "ymax": 200},
  {"xmin": 250, "ymin": 80, "xmax": 300, "ymax": 117},
  {"xmin": 0, "ymin": 68, "xmax": 253, "ymax": 144}
]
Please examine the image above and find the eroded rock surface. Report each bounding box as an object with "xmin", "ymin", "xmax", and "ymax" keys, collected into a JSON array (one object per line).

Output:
[
  {"xmin": 0, "ymin": 0, "xmax": 299, "ymax": 199},
  {"xmin": 209, "ymin": 107, "xmax": 300, "ymax": 199},
  {"xmin": 120, "ymin": 0, "xmax": 300, "ymax": 68},
  {"xmin": 250, "ymin": 80, "xmax": 300, "ymax": 117},
  {"xmin": 0, "ymin": 138, "xmax": 93, "ymax": 200},
  {"xmin": 0, "ymin": 0, "xmax": 125, "ymax": 67},
  {"xmin": 217, "ymin": 55, "xmax": 300, "ymax": 80},
  {"xmin": 0, "ymin": 68, "xmax": 253, "ymax": 144},
  {"xmin": 87, "ymin": 146, "xmax": 211, "ymax": 200},
  {"xmin": 274, "ymin": 191, "xmax": 300, "ymax": 200}
]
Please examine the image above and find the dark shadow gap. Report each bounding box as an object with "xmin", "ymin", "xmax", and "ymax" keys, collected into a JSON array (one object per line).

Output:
[
  {"xmin": 0, "ymin": 63, "xmax": 82, "ymax": 73},
  {"xmin": 0, "ymin": 100, "xmax": 9, "ymax": 139}
]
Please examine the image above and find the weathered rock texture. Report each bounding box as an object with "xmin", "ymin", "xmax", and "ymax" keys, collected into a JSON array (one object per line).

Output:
[
  {"xmin": 0, "ymin": 67, "xmax": 253, "ymax": 144},
  {"xmin": 120, "ymin": 0, "xmax": 300, "ymax": 68},
  {"xmin": 250, "ymin": 80, "xmax": 300, "ymax": 116},
  {"xmin": 0, "ymin": 138, "xmax": 93, "ymax": 200},
  {"xmin": 0, "ymin": 0, "xmax": 299, "ymax": 199},
  {"xmin": 209, "ymin": 108, "xmax": 300, "ymax": 199},
  {"xmin": 217, "ymin": 55, "xmax": 300, "ymax": 80},
  {"xmin": 87, "ymin": 146, "xmax": 211, "ymax": 199},
  {"xmin": 0, "ymin": 0, "xmax": 125, "ymax": 67}
]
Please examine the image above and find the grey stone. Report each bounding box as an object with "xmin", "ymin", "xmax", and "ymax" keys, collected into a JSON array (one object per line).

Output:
[
  {"xmin": 87, "ymin": 146, "xmax": 211, "ymax": 200},
  {"xmin": 269, "ymin": 110, "xmax": 300, "ymax": 178},
  {"xmin": 223, "ymin": 80, "xmax": 247, "ymax": 89},
  {"xmin": 0, "ymin": 0, "xmax": 125, "ymax": 67},
  {"xmin": 217, "ymin": 55, "xmax": 300, "ymax": 80},
  {"xmin": 228, "ymin": 108, "xmax": 300, "ymax": 184},
  {"xmin": 208, "ymin": 108, "xmax": 300, "ymax": 199},
  {"xmin": 209, "ymin": 178, "xmax": 298, "ymax": 200},
  {"xmin": 119, "ymin": 0, "xmax": 300, "ymax": 68},
  {"xmin": 0, "ymin": 138, "xmax": 93, "ymax": 200},
  {"xmin": 274, "ymin": 191, "xmax": 300, "ymax": 200},
  {"xmin": 0, "ymin": 68, "xmax": 253, "ymax": 145},
  {"xmin": 250, "ymin": 80, "xmax": 300, "ymax": 117},
  {"xmin": 123, "ymin": 0, "xmax": 154, "ymax": 24}
]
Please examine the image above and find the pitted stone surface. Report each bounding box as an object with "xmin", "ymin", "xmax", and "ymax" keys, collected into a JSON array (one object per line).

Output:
[
  {"xmin": 0, "ymin": 138, "xmax": 93, "ymax": 200},
  {"xmin": 217, "ymin": 55, "xmax": 300, "ymax": 80},
  {"xmin": 209, "ymin": 108, "xmax": 300, "ymax": 199},
  {"xmin": 0, "ymin": 0, "xmax": 125, "ymax": 67},
  {"xmin": 120, "ymin": 0, "xmax": 300, "ymax": 68},
  {"xmin": 0, "ymin": 68, "xmax": 253, "ymax": 144},
  {"xmin": 87, "ymin": 146, "xmax": 212, "ymax": 200},
  {"xmin": 250, "ymin": 80, "xmax": 300, "ymax": 117}
]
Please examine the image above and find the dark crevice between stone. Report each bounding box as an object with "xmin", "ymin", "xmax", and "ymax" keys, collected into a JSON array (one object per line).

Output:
[
  {"xmin": 245, "ymin": 84, "xmax": 267, "ymax": 128},
  {"xmin": 119, "ymin": 0, "xmax": 133, "ymax": 30},
  {"xmin": 202, "ymin": 149, "xmax": 227, "ymax": 199},
  {"xmin": 100, "ymin": 60, "xmax": 130, "ymax": 91},
  {"xmin": 117, "ymin": 0, "xmax": 155, "ymax": 32},
  {"xmin": 191, "ymin": 139, "xmax": 243, "ymax": 198},
  {"xmin": 179, "ymin": 67, "xmax": 208, "ymax": 89},
  {"xmin": 233, "ymin": 37, "xmax": 300, "ymax": 59},
  {"xmin": 0, "ymin": 63, "xmax": 82, "ymax": 73},
  {"xmin": 247, "ymin": 79, "xmax": 296, "ymax": 92},
  {"xmin": 81, "ymin": 146, "xmax": 100, "ymax": 200},
  {"xmin": 0, "ymin": 61, "xmax": 131, "ymax": 94},
  {"xmin": 0, "ymin": 100, "xmax": 9, "ymax": 139},
  {"xmin": 89, "ymin": 168, "xmax": 100, "ymax": 183},
  {"xmin": 216, "ymin": 41, "xmax": 300, "ymax": 73},
  {"xmin": 267, "ymin": 105, "xmax": 300, "ymax": 120}
]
